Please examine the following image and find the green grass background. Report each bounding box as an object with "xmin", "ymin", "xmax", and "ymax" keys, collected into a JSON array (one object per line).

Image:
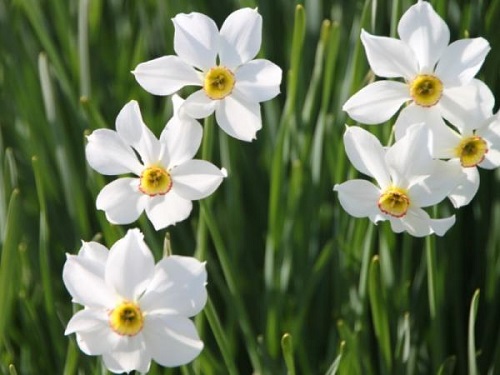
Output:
[{"xmin": 1, "ymin": 0, "xmax": 500, "ymax": 374}]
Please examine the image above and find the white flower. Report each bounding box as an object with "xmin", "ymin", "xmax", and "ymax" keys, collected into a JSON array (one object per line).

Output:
[
  {"xmin": 395, "ymin": 82, "xmax": 500, "ymax": 208},
  {"xmin": 333, "ymin": 124, "xmax": 463, "ymax": 237},
  {"xmin": 63, "ymin": 229, "xmax": 207, "ymax": 373},
  {"xmin": 85, "ymin": 97, "xmax": 226, "ymax": 230},
  {"xmin": 132, "ymin": 8, "xmax": 282, "ymax": 142},
  {"xmin": 343, "ymin": 0, "xmax": 490, "ymax": 129}
]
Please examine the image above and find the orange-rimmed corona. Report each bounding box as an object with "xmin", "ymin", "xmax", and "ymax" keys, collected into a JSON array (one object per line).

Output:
[
  {"xmin": 203, "ymin": 66, "xmax": 235, "ymax": 100},
  {"xmin": 109, "ymin": 301, "xmax": 144, "ymax": 336},
  {"xmin": 454, "ymin": 136, "xmax": 488, "ymax": 167},
  {"xmin": 410, "ymin": 74, "xmax": 443, "ymax": 107},
  {"xmin": 139, "ymin": 166, "xmax": 172, "ymax": 196},
  {"xmin": 378, "ymin": 186, "xmax": 410, "ymax": 218}
]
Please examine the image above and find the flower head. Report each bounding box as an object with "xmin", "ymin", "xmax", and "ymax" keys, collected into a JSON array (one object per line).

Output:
[
  {"xmin": 85, "ymin": 97, "xmax": 226, "ymax": 230},
  {"xmin": 63, "ymin": 229, "xmax": 207, "ymax": 373},
  {"xmin": 334, "ymin": 124, "xmax": 462, "ymax": 237},
  {"xmin": 132, "ymin": 8, "xmax": 282, "ymax": 141},
  {"xmin": 343, "ymin": 0, "xmax": 490, "ymax": 129}
]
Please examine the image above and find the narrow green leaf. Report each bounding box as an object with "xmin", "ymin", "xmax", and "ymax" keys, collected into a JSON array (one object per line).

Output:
[
  {"xmin": 436, "ymin": 356, "xmax": 457, "ymax": 375},
  {"xmin": 281, "ymin": 333, "xmax": 296, "ymax": 375},
  {"xmin": 468, "ymin": 289, "xmax": 481, "ymax": 375}
]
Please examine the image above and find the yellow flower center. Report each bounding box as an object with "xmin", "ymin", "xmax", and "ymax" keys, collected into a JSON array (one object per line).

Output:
[
  {"xmin": 454, "ymin": 136, "xmax": 488, "ymax": 167},
  {"xmin": 203, "ymin": 66, "xmax": 235, "ymax": 100},
  {"xmin": 409, "ymin": 74, "xmax": 443, "ymax": 107},
  {"xmin": 109, "ymin": 301, "xmax": 144, "ymax": 336},
  {"xmin": 378, "ymin": 186, "xmax": 410, "ymax": 218},
  {"xmin": 139, "ymin": 166, "xmax": 172, "ymax": 196}
]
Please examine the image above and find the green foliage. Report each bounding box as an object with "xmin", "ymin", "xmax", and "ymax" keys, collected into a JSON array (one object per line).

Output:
[{"xmin": 1, "ymin": 0, "xmax": 500, "ymax": 374}]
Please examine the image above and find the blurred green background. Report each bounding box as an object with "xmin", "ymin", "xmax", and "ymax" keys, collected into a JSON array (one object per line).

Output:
[{"xmin": 1, "ymin": 0, "xmax": 500, "ymax": 374}]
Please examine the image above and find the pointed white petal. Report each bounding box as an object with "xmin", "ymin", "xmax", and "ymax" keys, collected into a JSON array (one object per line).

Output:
[
  {"xmin": 428, "ymin": 119, "xmax": 462, "ymax": 159},
  {"xmin": 428, "ymin": 215, "xmax": 456, "ymax": 236},
  {"xmin": 143, "ymin": 315, "xmax": 203, "ymax": 367},
  {"xmin": 160, "ymin": 99, "xmax": 203, "ymax": 167},
  {"xmin": 234, "ymin": 59, "xmax": 282, "ymax": 102},
  {"xmin": 171, "ymin": 160, "xmax": 225, "ymax": 200},
  {"xmin": 397, "ymin": 1, "xmax": 450, "ymax": 72},
  {"xmin": 386, "ymin": 123, "xmax": 434, "ymax": 187},
  {"xmin": 400, "ymin": 207, "xmax": 455, "ymax": 237},
  {"xmin": 145, "ymin": 192, "xmax": 193, "ymax": 230},
  {"xmin": 96, "ymin": 178, "xmax": 147, "ymax": 225},
  {"xmin": 342, "ymin": 126, "xmax": 391, "ymax": 188},
  {"xmin": 105, "ymin": 229, "xmax": 155, "ymax": 301},
  {"xmin": 65, "ymin": 309, "xmax": 108, "ymax": 335},
  {"xmin": 182, "ymin": 90, "xmax": 218, "ymax": 119},
  {"xmin": 448, "ymin": 166, "xmax": 480, "ymax": 208},
  {"xmin": 115, "ymin": 101, "xmax": 161, "ymax": 166},
  {"xmin": 172, "ymin": 12, "xmax": 219, "ymax": 71},
  {"xmin": 360, "ymin": 29, "xmax": 418, "ymax": 79},
  {"xmin": 435, "ymin": 38, "xmax": 490, "ymax": 86},
  {"xmin": 75, "ymin": 328, "xmax": 121, "ymax": 356},
  {"xmin": 215, "ymin": 94, "xmax": 261, "ymax": 141},
  {"xmin": 342, "ymin": 81, "xmax": 409, "ymax": 124},
  {"xmin": 140, "ymin": 255, "xmax": 207, "ymax": 317},
  {"xmin": 479, "ymin": 118, "xmax": 500, "ymax": 169},
  {"xmin": 102, "ymin": 335, "xmax": 151, "ymax": 374},
  {"xmin": 85, "ymin": 129, "xmax": 143, "ymax": 176},
  {"xmin": 409, "ymin": 159, "xmax": 464, "ymax": 207},
  {"xmin": 63, "ymin": 255, "xmax": 115, "ymax": 308},
  {"xmin": 219, "ymin": 8, "xmax": 262, "ymax": 69},
  {"xmin": 394, "ymin": 104, "xmax": 441, "ymax": 140},
  {"xmin": 388, "ymin": 217, "xmax": 406, "ymax": 233},
  {"xmin": 334, "ymin": 180, "xmax": 381, "ymax": 218},
  {"xmin": 78, "ymin": 241, "xmax": 108, "ymax": 266},
  {"xmin": 133, "ymin": 55, "xmax": 201, "ymax": 96}
]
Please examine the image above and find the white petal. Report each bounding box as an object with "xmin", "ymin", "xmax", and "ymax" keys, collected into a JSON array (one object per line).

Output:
[
  {"xmin": 171, "ymin": 160, "xmax": 226, "ymax": 200},
  {"xmin": 160, "ymin": 100, "xmax": 203, "ymax": 167},
  {"xmin": 105, "ymin": 229, "xmax": 155, "ymax": 301},
  {"xmin": 360, "ymin": 29, "xmax": 418, "ymax": 79},
  {"xmin": 78, "ymin": 241, "xmax": 108, "ymax": 266},
  {"xmin": 394, "ymin": 103, "xmax": 441, "ymax": 140},
  {"xmin": 172, "ymin": 12, "xmax": 219, "ymax": 71},
  {"xmin": 75, "ymin": 328, "xmax": 121, "ymax": 356},
  {"xmin": 63, "ymin": 254, "xmax": 115, "ymax": 308},
  {"xmin": 479, "ymin": 118, "xmax": 500, "ymax": 169},
  {"xmin": 400, "ymin": 207, "xmax": 453, "ymax": 237},
  {"xmin": 435, "ymin": 38, "xmax": 490, "ymax": 86},
  {"xmin": 427, "ymin": 119, "xmax": 462, "ymax": 159},
  {"xmin": 115, "ymin": 101, "xmax": 161, "ymax": 166},
  {"xmin": 133, "ymin": 55, "xmax": 201, "ymax": 96},
  {"xmin": 397, "ymin": 1, "xmax": 450, "ymax": 72},
  {"xmin": 140, "ymin": 255, "xmax": 207, "ymax": 317},
  {"xmin": 409, "ymin": 159, "xmax": 464, "ymax": 207},
  {"xmin": 234, "ymin": 59, "xmax": 282, "ymax": 103},
  {"xmin": 219, "ymin": 8, "xmax": 262, "ymax": 69},
  {"xmin": 96, "ymin": 178, "xmax": 147, "ymax": 225},
  {"xmin": 440, "ymin": 81, "xmax": 493, "ymax": 132},
  {"xmin": 333, "ymin": 180, "xmax": 381, "ymax": 218},
  {"xmin": 448, "ymin": 166, "xmax": 480, "ymax": 208},
  {"xmin": 85, "ymin": 129, "xmax": 143, "ymax": 176},
  {"xmin": 65, "ymin": 308, "xmax": 108, "ymax": 335},
  {"xmin": 342, "ymin": 81, "xmax": 409, "ymax": 124},
  {"xmin": 342, "ymin": 126, "xmax": 391, "ymax": 188},
  {"xmin": 145, "ymin": 192, "xmax": 193, "ymax": 230},
  {"xmin": 428, "ymin": 215, "xmax": 456, "ymax": 236},
  {"xmin": 386, "ymin": 123, "xmax": 434, "ymax": 187},
  {"xmin": 215, "ymin": 94, "xmax": 262, "ymax": 141},
  {"xmin": 102, "ymin": 335, "xmax": 151, "ymax": 374},
  {"xmin": 182, "ymin": 90, "xmax": 218, "ymax": 119},
  {"xmin": 143, "ymin": 315, "xmax": 203, "ymax": 367}
]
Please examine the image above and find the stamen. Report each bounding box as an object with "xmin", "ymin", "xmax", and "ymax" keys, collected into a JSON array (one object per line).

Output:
[
  {"xmin": 109, "ymin": 301, "xmax": 144, "ymax": 336},
  {"xmin": 378, "ymin": 186, "xmax": 410, "ymax": 218},
  {"xmin": 455, "ymin": 136, "xmax": 488, "ymax": 167},
  {"xmin": 410, "ymin": 74, "xmax": 443, "ymax": 107},
  {"xmin": 139, "ymin": 166, "xmax": 172, "ymax": 196},
  {"xmin": 203, "ymin": 66, "xmax": 235, "ymax": 100}
]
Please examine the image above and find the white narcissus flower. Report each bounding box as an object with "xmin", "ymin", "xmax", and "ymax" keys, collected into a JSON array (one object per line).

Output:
[
  {"xmin": 343, "ymin": 0, "xmax": 490, "ymax": 129},
  {"xmin": 334, "ymin": 125, "xmax": 463, "ymax": 237},
  {"xmin": 395, "ymin": 85, "xmax": 500, "ymax": 208},
  {"xmin": 63, "ymin": 229, "xmax": 207, "ymax": 373},
  {"xmin": 132, "ymin": 8, "xmax": 282, "ymax": 142},
  {"xmin": 85, "ymin": 97, "xmax": 226, "ymax": 230}
]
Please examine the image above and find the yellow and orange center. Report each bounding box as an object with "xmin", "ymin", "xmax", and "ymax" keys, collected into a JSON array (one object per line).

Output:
[
  {"xmin": 139, "ymin": 166, "xmax": 172, "ymax": 196},
  {"xmin": 109, "ymin": 301, "xmax": 144, "ymax": 336},
  {"xmin": 378, "ymin": 186, "xmax": 410, "ymax": 218},
  {"xmin": 203, "ymin": 66, "xmax": 235, "ymax": 100},
  {"xmin": 410, "ymin": 74, "xmax": 443, "ymax": 107},
  {"xmin": 454, "ymin": 136, "xmax": 488, "ymax": 167}
]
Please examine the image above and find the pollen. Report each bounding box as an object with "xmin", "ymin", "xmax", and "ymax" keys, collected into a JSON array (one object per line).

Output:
[
  {"xmin": 454, "ymin": 136, "xmax": 488, "ymax": 167},
  {"xmin": 139, "ymin": 166, "xmax": 172, "ymax": 196},
  {"xmin": 203, "ymin": 66, "xmax": 235, "ymax": 100},
  {"xmin": 378, "ymin": 186, "xmax": 410, "ymax": 218},
  {"xmin": 109, "ymin": 301, "xmax": 144, "ymax": 336},
  {"xmin": 410, "ymin": 74, "xmax": 443, "ymax": 107}
]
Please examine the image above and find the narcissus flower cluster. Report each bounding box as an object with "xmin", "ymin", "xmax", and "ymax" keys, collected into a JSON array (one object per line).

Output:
[{"xmin": 336, "ymin": 0, "xmax": 500, "ymax": 237}]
